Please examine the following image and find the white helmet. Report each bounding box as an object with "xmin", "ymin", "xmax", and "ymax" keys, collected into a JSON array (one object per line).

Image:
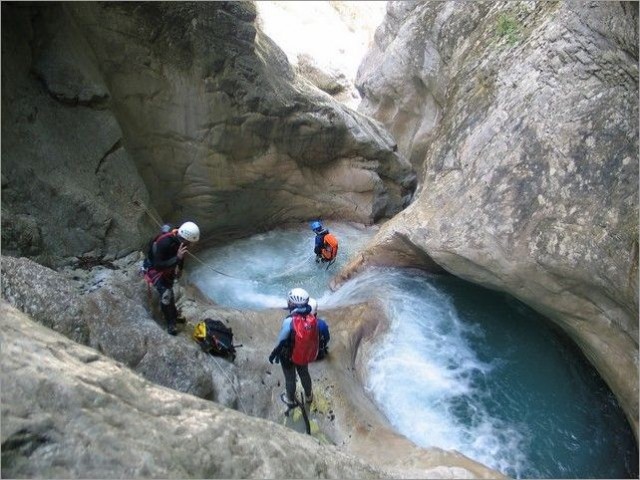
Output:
[
  {"xmin": 178, "ymin": 221, "xmax": 200, "ymax": 242},
  {"xmin": 287, "ymin": 288, "xmax": 309, "ymax": 306},
  {"xmin": 308, "ymin": 298, "xmax": 318, "ymax": 315}
]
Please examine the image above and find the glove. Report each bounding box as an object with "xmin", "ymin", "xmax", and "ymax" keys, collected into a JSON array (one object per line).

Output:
[{"xmin": 268, "ymin": 349, "xmax": 280, "ymax": 364}]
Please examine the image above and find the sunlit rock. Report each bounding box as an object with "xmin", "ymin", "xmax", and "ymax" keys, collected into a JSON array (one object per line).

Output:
[{"xmin": 256, "ymin": 1, "xmax": 386, "ymax": 109}]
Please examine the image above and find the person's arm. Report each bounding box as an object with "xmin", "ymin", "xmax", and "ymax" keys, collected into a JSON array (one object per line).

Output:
[
  {"xmin": 275, "ymin": 316, "xmax": 293, "ymax": 344},
  {"xmin": 314, "ymin": 234, "xmax": 324, "ymax": 255},
  {"xmin": 269, "ymin": 317, "xmax": 292, "ymax": 363},
  {"xmin": 175, "ymin": 244, "xmax": 188, "ymax": 277},
  {"xmin": 320, "ymin": 319, "xmax": 330, "ymax": 343}
]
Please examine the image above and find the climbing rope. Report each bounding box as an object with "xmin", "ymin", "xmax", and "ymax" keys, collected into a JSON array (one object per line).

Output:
[
  {"xmin": 124, "ymin": 190, "xmax": 249, "ymax": 281},
  {"xmin": 270, "ymin": 254, "xmax": 315, "ymax": 279},
  {"xmin": 210, "ymin": 358, "xmax": 248, "ymax": 415},
  {"xmin": 184, "ymin": 250, "xmax": 248, "ymax": 281},
  {"xmin": 131, "ymin": 198, "xmax": 164, "ymax": 230}
]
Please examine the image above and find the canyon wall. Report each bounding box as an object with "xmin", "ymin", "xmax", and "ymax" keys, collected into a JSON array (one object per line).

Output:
[{"xmin": 346, "ymin": 1, "xmax": 638, "ymax": 433}]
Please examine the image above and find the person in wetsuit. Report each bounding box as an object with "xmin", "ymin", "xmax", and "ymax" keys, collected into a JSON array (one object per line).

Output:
[{"xmin": 144, "ymin": 221, "xmax": 200, "ymax": 335}]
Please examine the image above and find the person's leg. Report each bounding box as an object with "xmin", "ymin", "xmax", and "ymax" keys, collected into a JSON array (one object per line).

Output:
[
  {"xmin": 280, "ymin": 359, "xmax": 297, "ymax": 404},
  {"xmin": 155, "ymin": 280, "xmax": 178, "ymax": 335},
  {"xmin": 296, "ymin": 363, "xmax": 312, "ymax": 399}
]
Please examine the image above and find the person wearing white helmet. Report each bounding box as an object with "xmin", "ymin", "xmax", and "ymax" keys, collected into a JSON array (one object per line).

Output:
[
  {"xmin": 308, "ymin": 298, "xmax": 330, "ymax": 360},
  {"xmin": 269, "ymin": 287, "xmax": 318, "ymax": 407},
  {"xmin": 143, "ymin": 221, "xmax": 200, "ymax": 335}
]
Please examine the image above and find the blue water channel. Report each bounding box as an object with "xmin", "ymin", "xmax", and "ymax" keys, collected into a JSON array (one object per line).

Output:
[{"xmin": 190, "ymin": 222, "xmax": 638, "ymax": 479}]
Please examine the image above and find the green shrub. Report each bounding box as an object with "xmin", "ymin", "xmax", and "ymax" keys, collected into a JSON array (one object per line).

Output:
[{"xmin": 496, "ymin": 14, "xmax": 519, "ymax": 45}]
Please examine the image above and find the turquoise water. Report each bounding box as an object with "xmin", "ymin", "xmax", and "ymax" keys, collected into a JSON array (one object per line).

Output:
[
  {"xmin": 190, "ymin": 224, "xmax": 638, "ymax": 478},
  {"xmin": 442, "ymin": 276, "xmax": 637, "ymax": 478},
  {"xmin": 361, "ymin": 270, "xmax": 638, "ymax": 479},
  {"xmin": 190, "ymin": 222, "xmax": 376, "ymax": 309}
]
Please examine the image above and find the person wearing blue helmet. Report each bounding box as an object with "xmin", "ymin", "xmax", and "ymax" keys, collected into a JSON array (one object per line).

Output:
[{"xmin": 310, "ymin": 220, "xmax": 338, "ymax": 264}]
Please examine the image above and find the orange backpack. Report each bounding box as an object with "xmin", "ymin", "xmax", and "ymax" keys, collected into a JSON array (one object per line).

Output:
[{"xmin": 321, "ymin": 233, "xmax": 339, "ymax": 261}]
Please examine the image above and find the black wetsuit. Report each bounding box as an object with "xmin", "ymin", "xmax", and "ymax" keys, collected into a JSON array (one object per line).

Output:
[
  {"xmin": 271, "ymin": 304, "xmax": 314, "ymax": 403},
  {"xmin": 147, "ymin": 232, "xmax": 184, "ymax": 333},
  {"xmin": 313, "ymin": 228, "xmax": 328, "ymax": 257}
]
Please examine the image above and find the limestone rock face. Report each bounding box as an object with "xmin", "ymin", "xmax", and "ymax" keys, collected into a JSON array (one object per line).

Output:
[
  {"xmin": 1, "ymin": 4, "xmax": 157, "ymax": 267},
  {"xmin": 255, "ymin": 1, "xmax": 387, "ymax": 109},
  {"xmin": 1, "ymin": 2, "xmax": 414, "ymax": 265},
  {"xmin": 296, "ymin": 53, "xmax": 352, "ymax": 96},
  {"xmin": 0, "ymin": 301, "xmax": 391, "ymax": 479},
  {"xmin": 351, "ymin": 1, "xmax": 639, "ymax": 433},
  {"xmin": 64, "ymin": 2, "xmax": 414, "ymax": 236},
  {"xmin": 0, "ymin": 255, "xmax": 236, "ymax": 404}
]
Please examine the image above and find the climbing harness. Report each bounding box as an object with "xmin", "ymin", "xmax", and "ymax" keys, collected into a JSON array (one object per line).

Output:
[
  {"xmin": 125, "ymin": 189, "xmax": 249, "ymax": 281},
  {"xmin": 105, "ymin": 188, "xmax": 249, "ymax": 415},
  {"xmin": 124, "ymin": 185, "xmax": 330, "ymax": 282}
]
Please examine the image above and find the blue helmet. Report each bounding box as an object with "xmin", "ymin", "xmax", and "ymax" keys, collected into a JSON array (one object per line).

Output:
[{"xmin": 310, "ymin": 221, "xmax": 323, "ymax": 232}]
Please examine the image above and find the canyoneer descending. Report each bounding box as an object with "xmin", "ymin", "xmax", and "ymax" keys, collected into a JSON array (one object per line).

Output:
[
  {"xmin": 269, "ymin": 287, "xmax": 318, "ymax": 410},
  {"xmin": 311, "ymin": 220, "xmax": 338, "ymax": 269},
  {"xmin": 142, "ymin": 221, "xmax": 200, "ymax": 335}
]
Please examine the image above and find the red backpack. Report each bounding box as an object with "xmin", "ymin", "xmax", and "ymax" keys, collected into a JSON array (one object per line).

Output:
[{"xmin": 290, "ymin": 313, "xmax": 319, "ymax": 365}]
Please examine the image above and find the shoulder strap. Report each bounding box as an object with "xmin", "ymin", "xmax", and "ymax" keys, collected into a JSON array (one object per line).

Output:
[{"xmin": 151, "ymin": 230, "xmax": 177, "ymax": 257}]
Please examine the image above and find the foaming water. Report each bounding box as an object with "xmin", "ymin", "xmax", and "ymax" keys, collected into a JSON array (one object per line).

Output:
[
  {"xmin": 349, "ymin": 269, "xmax": 637, "ymax": 478},
  {"xmin": 190, "ymin": 225, "xmax": 638, "ymax": 478},
  {"xmin": 190, "ymin": 222, "xmax": 376, "ymax": 309}
]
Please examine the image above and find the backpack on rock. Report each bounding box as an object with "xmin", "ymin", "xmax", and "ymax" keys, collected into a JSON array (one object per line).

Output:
[{"xmin": 193, "ymin": 318, "xmax": 237, "ymax": 362}]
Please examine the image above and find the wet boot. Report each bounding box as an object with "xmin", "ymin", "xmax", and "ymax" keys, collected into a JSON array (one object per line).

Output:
[{"xmin": 280, "ymin": 392, "xmax": 296, "ymax": 408}]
